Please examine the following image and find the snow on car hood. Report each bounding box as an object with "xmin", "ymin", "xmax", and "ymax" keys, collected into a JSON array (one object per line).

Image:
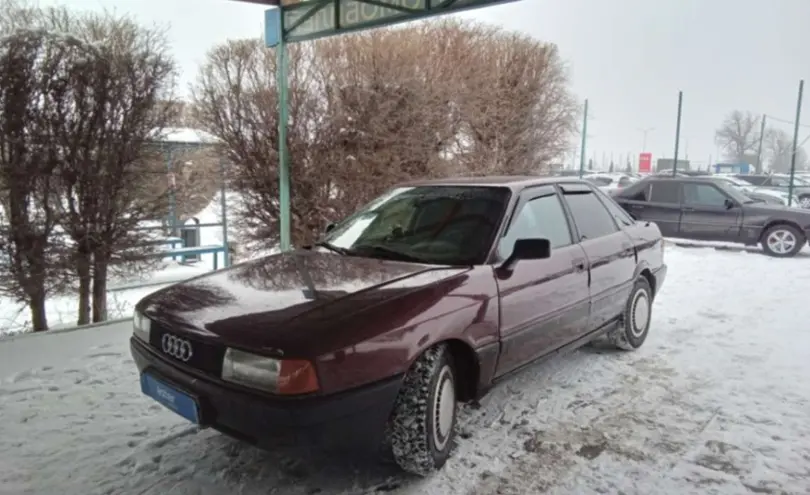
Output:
[{"xmin": 137, "ymin": 250, "xmax": 469, "ymax": 353}]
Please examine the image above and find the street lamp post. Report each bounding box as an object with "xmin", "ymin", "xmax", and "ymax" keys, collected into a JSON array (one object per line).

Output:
[{"xmin": 638, "ymin": 127, "xmax": 655, "ymax": 151}]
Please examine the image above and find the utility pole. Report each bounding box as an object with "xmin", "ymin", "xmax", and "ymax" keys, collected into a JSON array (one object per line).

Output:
[
  {"xmin": 672, "ymin": 91, "xmax": 683, "ymax": 176},
  {"xmin": 788, "ymin": 80, "xmax": 804, "ymax": 206},
  {"xmin": 755, "ymin": 114, "xmax": 766, "ymax": 174},
  {"xmin": 578, "ymin": 99, "xmax": 588, "ymax": 178},
  {"xmin": 638, "ymin": 127, "xmax": 655, "ymax": 151}
]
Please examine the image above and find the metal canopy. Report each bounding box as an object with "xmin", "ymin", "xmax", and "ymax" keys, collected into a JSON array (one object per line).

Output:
[{"xmin": 279, "ymin": 0, "xmax": 519, "ymax": 43}]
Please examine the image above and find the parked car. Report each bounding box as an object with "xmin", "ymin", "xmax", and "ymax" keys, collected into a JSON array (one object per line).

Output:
[
  {"xmin": 130, "ymin": 176, "xmax": 667, "ymax": 475},
  {"xmin": 613, "ymin": 175, "xmax": 810, "ymax": 256},
  {"xmin": 555, "ymin": 169, "xmax": 588, "ymax": 177},
  {"xmin": 707, "ymin": 175, "xmax": 800, "ymax": 207},
  {"xmin": 584, "ymin": 173, "xmax": 638, "ymax": 192},
  {"xmin": 734, "ymin": 173, "xmax": 810, "ymax": 208}
]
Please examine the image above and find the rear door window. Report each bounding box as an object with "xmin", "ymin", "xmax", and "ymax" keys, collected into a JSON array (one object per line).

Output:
[
  {"xmin": 682, "ymin": 183, "xmax": 728, "ymax": 207},
  {"xmin": 648, "ymin": 181, "xmax": 681, "ymax": 204}
]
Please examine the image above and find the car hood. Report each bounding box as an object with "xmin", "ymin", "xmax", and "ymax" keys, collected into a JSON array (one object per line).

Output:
[{"xmin": 137, "ymin": 249, "xmax": 469, "ymax": 351}]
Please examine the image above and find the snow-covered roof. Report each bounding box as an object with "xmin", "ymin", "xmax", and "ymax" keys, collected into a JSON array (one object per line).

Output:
[{"xmin": 151, "ymin": 127, "xmax": 220, "ymax": 144}]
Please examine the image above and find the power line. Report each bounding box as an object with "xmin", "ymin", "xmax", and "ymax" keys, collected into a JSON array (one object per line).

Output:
[{"xmin": 764, "ymin": 114, "xmax": 810, "ymax": 129}]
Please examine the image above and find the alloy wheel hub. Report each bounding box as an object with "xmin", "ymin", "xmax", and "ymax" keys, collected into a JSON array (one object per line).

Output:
[{"xmin": 767, "ymin": 230, "xmax": 796, "ymax": 255}]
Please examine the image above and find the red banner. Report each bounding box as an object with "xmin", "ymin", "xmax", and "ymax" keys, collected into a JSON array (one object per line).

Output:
[{"xmin": 638, "ymin": 152, "xmax": 652, "ymax": 173}]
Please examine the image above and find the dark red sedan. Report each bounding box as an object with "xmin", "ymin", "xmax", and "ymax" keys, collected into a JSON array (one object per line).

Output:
[{"xmin": 130, "ymin": 176, "xmax": 667, "ymax": 475}]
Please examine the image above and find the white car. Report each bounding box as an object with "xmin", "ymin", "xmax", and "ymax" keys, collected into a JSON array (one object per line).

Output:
[
  {"xmin": 584, "ymin": 173, "xmax": 638, "ymax": 192},
  {"xmin": 711, "ymin": 176, "xmax": 800, "ymax": 207}
]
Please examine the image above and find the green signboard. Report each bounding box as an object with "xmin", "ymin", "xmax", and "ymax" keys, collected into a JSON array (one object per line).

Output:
[{"xmin": 280, "ymin": 0, "xmax": 518, "ymax": 42}]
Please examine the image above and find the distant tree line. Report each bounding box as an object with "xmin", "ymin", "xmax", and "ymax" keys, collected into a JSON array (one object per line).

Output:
[
  {"xmin": 0, "ymin": 2, "xmax": 580, "ymax": 332},
  {"xmin": 715, "ymin": 110, "xmax": 808, "ymax": 173}
]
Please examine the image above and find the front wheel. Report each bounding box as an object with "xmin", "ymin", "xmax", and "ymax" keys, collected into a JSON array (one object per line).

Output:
[
  {"xmin": 761, "ymin": 224, "xmax": 804, "ymax": 257},
  {"xmin": 387, "ymin": 344, "xmax": 457, "ymax": 476},
  {"xmin": 609, "ymin": 276, "xmax": 653, "ymax": 351},
  {"xmin": 799, "ymin": 195, "xmax": 810, "ymax": 209}
]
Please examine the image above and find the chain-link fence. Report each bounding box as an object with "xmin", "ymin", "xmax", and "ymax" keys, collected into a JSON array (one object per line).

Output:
[{"xmin": 560, "ymin": 80, "xmax": 808, "ymax": 179}]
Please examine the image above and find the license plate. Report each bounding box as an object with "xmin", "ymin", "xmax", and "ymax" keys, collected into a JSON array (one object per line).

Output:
[{"xmin": 140, "ymin": 373, "xmax": 200, "ymax": 424}]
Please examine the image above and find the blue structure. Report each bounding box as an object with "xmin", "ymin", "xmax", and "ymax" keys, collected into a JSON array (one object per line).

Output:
[{"xmin": 714, "ymin": 162, "xmax": 751, "ymax": 174}]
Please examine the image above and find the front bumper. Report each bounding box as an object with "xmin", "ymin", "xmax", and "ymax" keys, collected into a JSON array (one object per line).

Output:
[
  {"xmin": 652, "ymin": 264, "xmax": 667, "ymax": 297},
  {"xmin": 130, "ymin": 337, "xmax": 403, "ymax": 452}
]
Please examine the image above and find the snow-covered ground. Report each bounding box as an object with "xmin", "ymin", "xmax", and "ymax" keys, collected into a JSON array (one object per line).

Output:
[
  {"xmin": 2, "ymin": 244, "xmax": 810, "ymax": 495},
  {"xmin": 0, "ymin": 192, "xmax": 241, "ymax": 336}
]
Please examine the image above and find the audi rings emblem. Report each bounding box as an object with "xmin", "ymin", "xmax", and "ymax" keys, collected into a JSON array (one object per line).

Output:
[{"xmin": 161, "ymin": 334, "xmax": 194, "ymax": 362}]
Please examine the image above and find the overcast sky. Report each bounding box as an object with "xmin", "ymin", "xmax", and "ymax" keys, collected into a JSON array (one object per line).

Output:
[{"xmin": 42, "ymin": 0, "xmax": 810, "ymax": 169}]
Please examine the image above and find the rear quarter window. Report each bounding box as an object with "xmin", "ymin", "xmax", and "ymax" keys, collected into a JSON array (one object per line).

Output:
[{"xmin": 593, "ymin": 188, "xmax": 635, "ymax": 227}]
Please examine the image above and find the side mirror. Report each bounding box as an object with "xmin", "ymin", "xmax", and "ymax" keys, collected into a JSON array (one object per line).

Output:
[
  {"xmin": 324, "ymin": 222, "xmax": 336, "ymax": 234},
  {"xmin": 724, "ymin": 198, "xmax": 736, "ymax": 209},
  {"xmin": 498, "ymin": 238, "xmax": 551, "ymax": 274}
]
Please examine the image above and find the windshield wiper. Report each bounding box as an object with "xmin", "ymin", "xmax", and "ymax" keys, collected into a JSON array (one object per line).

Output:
[
  {"xmin": 312, "ymin": 241, "xmax": 353, "ymax": 255},
  {"xmin": 353, "ymin": 244, "xmax": 431, "ymax": 264}
]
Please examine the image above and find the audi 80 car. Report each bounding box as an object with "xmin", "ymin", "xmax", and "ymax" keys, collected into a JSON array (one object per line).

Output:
[{"xmin": 130, "ymin": 176, "xmax": 668, "ymax": 475}]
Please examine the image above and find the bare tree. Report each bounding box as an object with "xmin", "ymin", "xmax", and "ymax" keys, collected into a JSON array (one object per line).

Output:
[
  {"xmin": 0, "ymin": 29, "xmax": 72, "ymax": 330},
  {"xmin": 454, "ymin": 25, "xmax": 578, "ymax": 175},
  {"xmin": 191, "ymin": 39, "xmax": 330, "ymax": 248},
  {"xmin": 313, "ymin": 23, "xmax": 462, "ymax": 214},
  {"xmin": 715, "ymin": 110, "xmax": 762, "ymax": 165},
  {"xmin": 765, "ymin": 128, "xmax": 809, "ymax": 173},
  {"xmin": 192, "ymin": 20, "xmax": 578, "ymax": 248},
  {"xmin": 58, "ymin": 13, "xmax": 177, "ymax": 323}
]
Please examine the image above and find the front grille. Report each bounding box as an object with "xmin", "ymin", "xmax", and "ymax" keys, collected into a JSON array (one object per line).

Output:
[{"xmin": 149, "ymin": 321, "xmax": 225, "ymax": 377}]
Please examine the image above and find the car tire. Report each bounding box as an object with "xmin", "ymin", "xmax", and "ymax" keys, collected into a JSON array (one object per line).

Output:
[
  {"xmin": 609, "ymin": 276, "xmax": 653, "ymax": 351},
  {"xmin": 387, "ymin": 343, "xmax": 457, "ymax": 476},
  {"xmin": 761, "ymin": 224, "xmax": 805, "ymax": 257}
]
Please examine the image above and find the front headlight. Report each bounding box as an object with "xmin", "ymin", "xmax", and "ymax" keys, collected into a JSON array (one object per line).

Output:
[
  {"xmin": 133, "ymin": 311, "xmax": 151, "ymax": 342},
  {"xmin": 222, "ymin": 348, "xmax": 319, "ymax": 395}
]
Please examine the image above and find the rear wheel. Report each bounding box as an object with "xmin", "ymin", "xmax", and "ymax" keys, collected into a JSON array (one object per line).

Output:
[
  {"xmin": 761, "ymin": 224, "xmax": 804, "ymax": 257},
  {"xmin": 799, "ymin": 195, "xmax": 810, "ymax": 209},
  {"xmin": 387, "ymin": 344, "xmax": 457, "ymax": 476},
  {"xmin": 609, "ymin": 276, "xmax": 653, "ymax": 351}
]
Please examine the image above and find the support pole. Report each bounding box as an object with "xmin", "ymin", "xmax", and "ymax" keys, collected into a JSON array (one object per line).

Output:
[
  {"xmin": 166, "ymin": 146, "xmax": 176, "ymax": 235},
  {"xmin": 755, "ymin": 114, "xmax": 766, "ymax": 174},
  {"xmin": 276, "ymin": 34, "xmax": 291, "ymax": 251},
  {"xmin": 219, "ymin": 157, "xmax": 230, "ymax": 268},
  {"xmin": 788, "ymin": 79, "xmax": 804, "ymax": 207},
  {"xmin": 672, "ymin": 91, "xmax": 683, "ymax": 176},
  {"xmin": 578, "ymin": 99, "xmax": 588, "ymax": 178}
]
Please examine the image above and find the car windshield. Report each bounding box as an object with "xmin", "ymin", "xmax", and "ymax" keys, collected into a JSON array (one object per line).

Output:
[{"xmin": 319, "ymin": 185, "xmax": 511, "ymax": 265}]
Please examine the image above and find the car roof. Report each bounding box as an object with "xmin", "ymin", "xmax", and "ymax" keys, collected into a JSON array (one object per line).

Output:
[{"xmin": 397, "ymin": 175, "xmax": 592, "ymax": 191}]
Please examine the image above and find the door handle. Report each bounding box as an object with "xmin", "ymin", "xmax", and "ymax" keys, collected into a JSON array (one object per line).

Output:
[
  {"xmin": 682, "ymin": 206, "xmax": 695, "ymax": 211},
  {"xmin": 572, "ymin": 259, "xmax": 587, "ymax": 272},
  {"xmin": 621, "ymin": 242, "xmax": 632, "ymax": 250}
]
